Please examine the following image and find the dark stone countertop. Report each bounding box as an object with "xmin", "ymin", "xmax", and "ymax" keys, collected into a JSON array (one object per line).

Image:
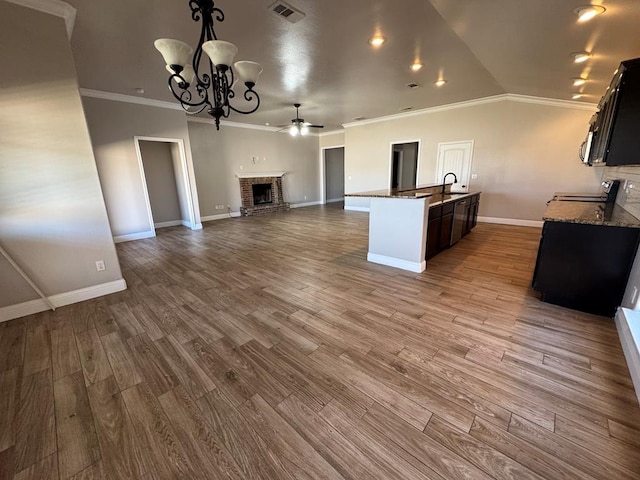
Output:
[
  {"xmin": 428, "ymin": 192, "xmax": 481, "ymax": 207},
  {"xmin": 543, "ymin": 200, "xmax": 640, "ymax": 228},
  {"xmin": 345, "ymin": 183, "xmax": 480, "ymax": 203}
]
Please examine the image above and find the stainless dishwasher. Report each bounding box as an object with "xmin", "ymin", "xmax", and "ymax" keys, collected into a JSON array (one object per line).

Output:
[{"xmin": 450, "ymin": 199, "xmax": 467, "ymax": 245}]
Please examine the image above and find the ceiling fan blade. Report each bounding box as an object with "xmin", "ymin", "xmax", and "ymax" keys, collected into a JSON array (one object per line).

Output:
[{"xmin": 307, "ymin": 124, "xmax": 324, "ymax": 128}]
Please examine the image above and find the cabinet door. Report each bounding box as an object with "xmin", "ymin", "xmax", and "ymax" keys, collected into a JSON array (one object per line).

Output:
[
  {"xmin": 604, "ymin": 65, "xmax": 640, "ymax": 166},
  {"xmin": 426, "ymin": 217, "xmax": 441, "ymax": 259},
  {"xmin": 469, "ymin": 202, "xmax": 478, "ymax": 231},
  {"xmin": 462, "ymin": 202, "xmax": 472, "ymax": 236}
]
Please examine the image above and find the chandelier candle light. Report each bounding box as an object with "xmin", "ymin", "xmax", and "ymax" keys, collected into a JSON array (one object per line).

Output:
[{"xmin": 154, "ymin": 0, "xmax": 262, "ymax": 129}]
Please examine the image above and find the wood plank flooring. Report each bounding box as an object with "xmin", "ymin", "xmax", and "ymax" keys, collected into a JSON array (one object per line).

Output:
[{"xmin": 1, "ymin": 203, "xmax": 639, "ymax": 479}]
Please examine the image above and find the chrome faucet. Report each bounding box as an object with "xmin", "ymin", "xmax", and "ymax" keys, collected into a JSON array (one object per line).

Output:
[{"xmin": 441, "ymin": 172, "xmax": 458, "ymax": 195}]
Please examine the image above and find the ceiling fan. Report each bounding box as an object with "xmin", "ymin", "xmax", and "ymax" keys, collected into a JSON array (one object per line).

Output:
[{"xmin": 280, "ymin": 103, "xmax": 324, "ymax": 136}]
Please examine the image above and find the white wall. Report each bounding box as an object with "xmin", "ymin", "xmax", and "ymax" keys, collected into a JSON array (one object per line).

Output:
[
  {"xmin": 82, "ymin": 98, "xmax": 201, "ymax": 237},
  {"xmin": 188, "ymin": 122, "xmax": 320, "ymax": 216},
  {"xmin": 344, "ymin": 98, "xmax": 601, "ymax": 220},
  {"xmin": 0, "ymin": 2, "xmax": 124, "ymax": 312}
]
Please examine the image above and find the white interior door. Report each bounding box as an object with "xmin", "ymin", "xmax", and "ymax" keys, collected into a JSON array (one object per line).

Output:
[{"xmin": 435, "ymin": 141, "xmax": 474, "ymax": 193}]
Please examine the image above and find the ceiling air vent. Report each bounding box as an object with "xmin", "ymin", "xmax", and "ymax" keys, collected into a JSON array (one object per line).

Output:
[
  {"xmin": 406, "ymin": 82, "xmax": 420, "ymax": 89},
  {"xmin": 269, "ymin": 1, "xmax": 306, "ymax": 23}
]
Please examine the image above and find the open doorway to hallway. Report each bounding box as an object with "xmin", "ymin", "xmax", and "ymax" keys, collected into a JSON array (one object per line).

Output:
[
  {"xmin": 134, "ymin": 137, "xmax": 197, "ymax": 236},
  {"xmin": 322, "ymin": 146, "xmax": 345, "ymax": 204}
]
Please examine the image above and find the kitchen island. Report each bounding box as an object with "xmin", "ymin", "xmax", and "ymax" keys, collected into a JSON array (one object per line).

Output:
[{"xmin": 345, "ymin": 184, "xmax": 481, "ymax": 272}]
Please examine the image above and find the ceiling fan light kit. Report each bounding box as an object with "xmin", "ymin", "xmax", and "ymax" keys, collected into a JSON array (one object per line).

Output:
[
  {"xmin": 154, "ymin": 0, "xmax": 263, "ymax": 130},
  {"xmin": 284, "ymin": 103, "xmax": 323, "ymax": 136}
]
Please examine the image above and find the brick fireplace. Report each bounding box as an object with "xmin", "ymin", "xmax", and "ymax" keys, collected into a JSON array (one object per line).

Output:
[{"xmin": 238, "ymin": 173, "xmax": 290, "ymax": 216}]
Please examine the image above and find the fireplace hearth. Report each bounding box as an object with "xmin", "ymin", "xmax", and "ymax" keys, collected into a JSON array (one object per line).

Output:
[{"xmin": 238, "ymin": 174, "xmax": 290, "ymax": 216}]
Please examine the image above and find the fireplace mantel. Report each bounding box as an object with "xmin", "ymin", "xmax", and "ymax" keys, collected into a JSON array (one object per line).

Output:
[{"xmin": 235, "ymin": 172, "xmax": 286, "ymax": 179}]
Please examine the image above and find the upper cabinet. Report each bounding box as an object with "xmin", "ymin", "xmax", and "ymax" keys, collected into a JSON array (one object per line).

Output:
[{"xmin": 583, "ymin": 58, "xmax": 640, "ymax": 167}]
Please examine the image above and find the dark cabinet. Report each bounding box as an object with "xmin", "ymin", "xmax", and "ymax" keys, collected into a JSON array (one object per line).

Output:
[
  {"xmin": 426, "ymin": 194, "xmax": 480, "ymax": 260},
  {"xmin": 532, "ymin": 221, "xmax": 640, "ymax": 316},
  {"xmin": 587, "ymin": 57, "xmax": 640, "ymax": 166}
]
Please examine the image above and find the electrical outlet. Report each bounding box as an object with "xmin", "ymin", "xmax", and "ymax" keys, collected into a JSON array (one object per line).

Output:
[
  {"xmin": 633, "ymin": 286, "xmax": 639, "ymax": 305},
  {"xmin": 471, "ymin": 173, "xmax": 478, "ymax": 179},
  {"xmin": 95, "ymin": 260, "xmax": 105, "ymax": 271},
  {"xmin": 304, "ymin": 195, "xmax": 307, "ymax": 200}
]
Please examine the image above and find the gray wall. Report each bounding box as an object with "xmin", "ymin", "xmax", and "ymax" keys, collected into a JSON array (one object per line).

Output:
[
  {"xmin": 344, "ymin": 99, "xmax": 601, "ymax": 220},
  {"xmin": 0, "ymin": 2, "xmax": 123, "ymax": 308},
  {"xmin": 188, "ymin": 122, "xmax": 320, "ymax": 216},
  {"xmin": 82, "ymin": 98, "xmax": 201, "ymax": 237},
  {"xmin": 139, "ymin": 141, "xmax": 182, "ymax": 225},
  {"xmin": 324, "ymin": 147, "xmax": 345, "ymax": 201}
]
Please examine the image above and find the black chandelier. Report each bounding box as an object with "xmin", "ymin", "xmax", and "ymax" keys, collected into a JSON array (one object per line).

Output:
[{"xmin": 154, "ymin": 0, "xmax": 262, "ymax": 130}]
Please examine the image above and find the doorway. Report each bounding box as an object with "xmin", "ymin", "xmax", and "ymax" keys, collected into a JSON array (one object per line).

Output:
[
  {"xmin": 134, "ymin": 137, "xmax": 197, "ymax": 236},
  {"xmin": 435, "ymin": 140, "xmax": 474, "ymax": 193},
  {"xmin": 324, "ymin": 147, "xmax": 344, "ymax": 203},
  {"xmin": 390, "ymin": 141, "xmax": 420, "ymax": 190},
  {"xmin": 322, "ymin": 146, "xmax": 345, "ymax": 204}
]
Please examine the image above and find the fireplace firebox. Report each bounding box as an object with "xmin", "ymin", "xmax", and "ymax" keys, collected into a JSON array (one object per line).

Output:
[{"xmin": 252, "ymin": 183, "xmax": 273, "ymax": 205}]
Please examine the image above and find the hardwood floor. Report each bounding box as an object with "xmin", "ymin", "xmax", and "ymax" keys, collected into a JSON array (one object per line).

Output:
[{"xmin": 1, "ymin": 203, "xmax": 639, "ymax": 479}]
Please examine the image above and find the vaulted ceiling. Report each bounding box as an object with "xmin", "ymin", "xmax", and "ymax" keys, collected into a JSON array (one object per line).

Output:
[{"xmin": 65, "ymin": 0, "xmax": 640, "ymax": 130}]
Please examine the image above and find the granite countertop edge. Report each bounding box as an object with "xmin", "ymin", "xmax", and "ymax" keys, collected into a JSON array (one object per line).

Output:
[
  {"xmin": 543, "ymin": 200, "xmax": 640, "ymax": 229},
  {"xmin": 345, "ymin": 189, "xmax": 481, "ymax": 204}
]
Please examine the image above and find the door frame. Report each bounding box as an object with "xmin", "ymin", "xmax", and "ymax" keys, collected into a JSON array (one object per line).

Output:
[
  {"xmin": 133, "ymin": 136, "xmax": 199, "ymax": 236},
  {"xmin": 389, "ymin": 139, "xmax": 421, "ymax": 189},
  {"xmin": 320, "ymin": 144, "xmax": 345, "ymax": 205},
  {"xmin": 435, "ymin": 140, "xmax": 474, "ymax": 192}
]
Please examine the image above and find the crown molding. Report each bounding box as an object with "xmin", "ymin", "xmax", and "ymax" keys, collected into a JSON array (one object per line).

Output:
[
  {"xmin": 80, "ymin": 88, "xmax": 597, "ymax": 133},
  {"xmin": 342, "ymin": 93, "xmax": 597, "ymax": 128},
  {"xmin": 506, "ymin": 93, "xmax": 598, "ymax": 111},
  {"xmin": 319, "ymin": 129, "xmax": 345, "ymax": 137},
  {"xmin": 188, "ymin": 116, "xmax": 281, "ymax": 132},
  {"xmin": 80, "ymin": 88, "xmax": 184, "ymax": 111},
  {"xmin": 6, "ymin": 0, "xmax": 76, "ymax": 39}
]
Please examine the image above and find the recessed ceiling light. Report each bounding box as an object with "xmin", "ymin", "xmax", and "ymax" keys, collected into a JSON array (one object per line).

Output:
[
  {"xmin": 410, "ymin": 62, "xmax": 423, "ymax": 72},
  {"xmin": 435, "ymin": 79, "xmax": 447, "ymax": 87},
  {"xmin": 573, "ymin": 5, "xmax": 606, "ymax": 22},
  {"xmin": 368, "ymin": 35, "xmax": 386, "ymax": 47},
  {"xmin": 571, "ymin": 51, "xmax": 592, "ymax": 63},
  {"xmin": 572, "ymin": 77, "xmax": 587, "ymax": 87},
  {"xmin": 572, "ymin": 93, "xmax": 584, "ymax": 100}
]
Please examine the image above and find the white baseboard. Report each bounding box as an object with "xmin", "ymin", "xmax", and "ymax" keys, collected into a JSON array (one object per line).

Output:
[
  {"xmin": 615, "ymin": 308, "xmax": 640, "ymax": 405},
  {"xmin": 344, "ymin": 206, "xmax": 370, "ymax": 212},
  {"xmin": 0, "ymin": 278, "xmax": 127, "ymax": 323},
  {"xmin": 326, "ymin": 197, "xmax": 344, "ymax": 203},
  {"xmin": 367, "ymin": 253, "xmax": 425, "ymax": 273},
  {"xmin": 155, "ymin": 220, "xmax": 183, "ymax": 229},
  {"xmin": 478, "ymin": 216, "xmax": 543, "ymax": 228},
  {"xmin": 113, "ymin": 230, "xmax": 155, "ymax": 243},
  {"xmin": 291, "ymin": 201, "xmax": 322, "ymax": 209},
  {"xmin": 201, "ymin": 212, "xmax": 240, "ymax": 222}
]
